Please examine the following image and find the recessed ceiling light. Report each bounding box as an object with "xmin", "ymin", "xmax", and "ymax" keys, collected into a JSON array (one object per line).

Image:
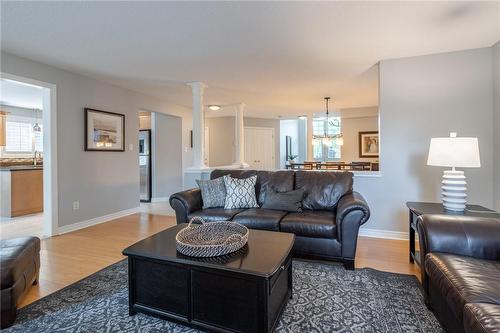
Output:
[
  {"xmin": 298, "ymin": 115, "xmax": 307, "ymax": 120},
  {"xmin": 208, "ymin": 105, "xmax": 221, "ymax": 111}
]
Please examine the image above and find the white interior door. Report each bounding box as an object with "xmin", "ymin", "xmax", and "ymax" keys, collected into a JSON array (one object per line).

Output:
[{"xmin": 244, "ymin": 127, "xmax": 275, "ymax": 170}]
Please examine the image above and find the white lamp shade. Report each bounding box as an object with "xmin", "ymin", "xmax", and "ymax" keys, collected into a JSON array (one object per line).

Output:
[{"xmin": 427, "ymin": 137, "xmax": 480, "ymax": 168}]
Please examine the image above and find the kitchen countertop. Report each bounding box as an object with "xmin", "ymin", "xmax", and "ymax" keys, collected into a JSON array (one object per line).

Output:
[{"xmin": 0, "ymin": 165, "xmax": 44, "ymax": 172}]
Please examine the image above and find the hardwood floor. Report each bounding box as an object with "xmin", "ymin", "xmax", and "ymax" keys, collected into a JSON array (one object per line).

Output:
[{"xmin": 20, "ymin": 213, "xmax": 420, "ymax": 308}]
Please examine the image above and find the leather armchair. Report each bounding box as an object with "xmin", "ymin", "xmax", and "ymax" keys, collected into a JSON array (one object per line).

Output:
[
  {"xmin": 418, "ymin": 215, "xmax": 500, "ymax": 294},
  {"xmin": 417, "ymin": 214, "xmax": 500, "ymax": 333},
  {"xmin": 1, "ymin": 237, "xmax": 40, "ymax": 328}
]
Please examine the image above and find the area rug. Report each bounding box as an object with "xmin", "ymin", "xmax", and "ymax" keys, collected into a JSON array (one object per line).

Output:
[{"xmin": 5, "ymin": 260, "xmax": 442, "ymax": 332}]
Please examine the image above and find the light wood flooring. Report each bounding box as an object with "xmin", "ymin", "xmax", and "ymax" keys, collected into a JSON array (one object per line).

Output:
[{"xmin": 19, "ymin": 212, "xmax": 420, "ymax": 308}]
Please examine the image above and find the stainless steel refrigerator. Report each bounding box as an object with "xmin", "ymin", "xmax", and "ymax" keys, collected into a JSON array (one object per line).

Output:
[{"xmin": 139, "ymin": 130, "xmax": 151, "ymax": 202}]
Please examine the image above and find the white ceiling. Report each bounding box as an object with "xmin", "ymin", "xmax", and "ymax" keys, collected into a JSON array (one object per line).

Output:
[
  {"xmin": 0, "ymin": 79, "xmax": 44, "ymax": 109},
  {"xmin": 1, "ymin": 1, "xmax": 499, "ymax": 118}
]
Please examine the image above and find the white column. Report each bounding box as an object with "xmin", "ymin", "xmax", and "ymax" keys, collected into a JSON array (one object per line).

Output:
[
  {"xmin": 306, "ymin": 115, "xmax": 314, "ymax": 161},
  {"xmin": 233, "ymin": 103, "xmax": 249, "ymax": 168},
  {"xmin": 187, "ymin": 82, "xmax": 208, "ymax": 169}
]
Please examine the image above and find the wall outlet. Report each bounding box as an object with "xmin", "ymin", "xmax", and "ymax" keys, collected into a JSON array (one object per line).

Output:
[
  {"xmin": 73, "ymin": 201, "xmax": 79, "ymax": 210},
  {"xmin": 129, "ymin": 143, "xmax": 134, "ymax": 151}
]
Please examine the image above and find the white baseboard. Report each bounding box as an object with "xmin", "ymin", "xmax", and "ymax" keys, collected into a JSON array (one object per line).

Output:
[
  {"xmin": 150, "ymin": 197, "xmax": 169, "ymax": 203},
  {"xmin": 57, "ymin": 206, "xmax": 140, "ymax": 235},
  {"xmin": 359, "ymin": 227, "xmax": 408, "ymax": 240}
]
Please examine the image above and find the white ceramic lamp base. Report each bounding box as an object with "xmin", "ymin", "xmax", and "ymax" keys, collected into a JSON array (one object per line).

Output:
[{"xmin": 441, "ymin": 168, "xmax": 467, "ymax": 212}]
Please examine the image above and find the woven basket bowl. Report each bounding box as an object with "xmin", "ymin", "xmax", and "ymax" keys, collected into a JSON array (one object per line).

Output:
[{"xmin": 176, "ymin": 217, "xmax": 249, "ymax": 257}]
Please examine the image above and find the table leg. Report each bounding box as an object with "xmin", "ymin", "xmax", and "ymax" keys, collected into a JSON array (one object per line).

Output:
[{"xmin": 409, "ymin": 210, "xmax": 415, "ymax": 263}]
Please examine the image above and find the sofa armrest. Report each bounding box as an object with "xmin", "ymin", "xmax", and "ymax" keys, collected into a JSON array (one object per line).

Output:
[
  {"xmin": 417, "ymin": 214, "xmax": 500, "ymax": 262},
  {"xmin": 417, "ymin": 214, "xmax": 500, "ymax": 299},
  {"xmin": 336, "ymin": 191, "xmax": 370, "ymax": 259},
  {"xmin": 169, "ymin": 188, "xmax": 202, "ymax": 224}
]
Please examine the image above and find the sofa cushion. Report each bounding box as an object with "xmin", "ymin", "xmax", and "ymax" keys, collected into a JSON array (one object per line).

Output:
[
  {"xmin": 1, "ymin": 237, "xmax": 40, "ymax": 289},
  {"xmin": 425, "ymin": 253, "xmax": 500, "ymax": 322},
  {"xmin": 232, "ymin": 208, "xmax": 288, "ymax": 231},
  {"xmin": 295, "ymin": 171, "xmax": 353, "ymax": 210},
  {"xmin": 211, "ymin": 169, "xmax": 294, "ymax": 206},
  {"xmin": 464, "ymin": 303, "xmax": 500, "ymax": 333},
  {"xmin": 188, "ymin": 208, "xmax": 246, "ymax": 222},
  {"xmin": 280, "ymin": 211, "xmax": 336, "ymax": 238},
  {"xmin": 261, "ymin": 187, "xmax": 304, "ymax": 212}
]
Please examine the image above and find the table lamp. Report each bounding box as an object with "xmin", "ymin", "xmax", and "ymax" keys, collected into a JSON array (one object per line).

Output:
[{"xmin": 427, "ymin": 132, "xmax": 480, "ymax": 212}]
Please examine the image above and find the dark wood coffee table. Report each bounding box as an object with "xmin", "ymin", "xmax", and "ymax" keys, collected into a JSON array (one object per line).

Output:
[{"xmin": 122, "ymin": 224, "xmax": 295, "ymax": 333}]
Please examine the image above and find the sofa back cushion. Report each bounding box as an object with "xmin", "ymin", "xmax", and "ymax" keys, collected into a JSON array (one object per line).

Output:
[
  {"xmin": 295, "ymin": 171, "xmax": 353, "ymax": 210},
  {"xmin": 211, "ymin": 169, "xmax": 294, "ymax": 206}
]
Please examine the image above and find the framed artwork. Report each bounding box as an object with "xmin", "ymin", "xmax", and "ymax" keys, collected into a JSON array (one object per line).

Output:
[
  {"xmin": 359, "ymin": 131, "xmax": 379, "ymax": 158},
  {"xmin": 84, "ymin": 108, "xmax": 125, "ymax": 151}
]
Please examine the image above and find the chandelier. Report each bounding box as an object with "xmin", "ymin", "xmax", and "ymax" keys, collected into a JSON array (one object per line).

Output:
[{"xmin": 312, "ymin": 97, "xmax": 343, "ymax": 146}]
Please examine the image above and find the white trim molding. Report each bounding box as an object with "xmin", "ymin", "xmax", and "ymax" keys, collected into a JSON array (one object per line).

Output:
[
  {"xmin": 150, "ymin": 197, "xmax": 169, "ymax": 203},
  {"xmin": 57, "ymin": 207, "xmax": 140, "ymax": 235},
  {"xmin": 1, "ymin": 72, "xmax": 58, "ymax": 238},
  {"xmin": 359, "ymin": 227, "xmax": 408, "ymax": 240}
]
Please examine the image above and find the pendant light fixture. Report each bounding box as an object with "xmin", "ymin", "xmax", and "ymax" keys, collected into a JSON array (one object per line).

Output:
[
  {"xmin": 312, "ymin": 97, "xmax": 343, "ymax": 145},
  {"xmin": 33, "ymin": 108, "xmax": 41, "ymax": 132}
]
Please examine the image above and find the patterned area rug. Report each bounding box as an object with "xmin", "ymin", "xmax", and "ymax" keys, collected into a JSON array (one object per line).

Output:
[{"xmin": 5, "ymin": 260, "xmax": 442, "ymax": 332}]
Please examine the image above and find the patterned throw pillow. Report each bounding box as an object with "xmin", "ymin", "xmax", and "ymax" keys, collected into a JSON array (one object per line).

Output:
[
  {"xmin": 196, "ymin": 177, "xmax": 227, "ymax": 209},
  {"xmin": 224, "ymin": 175, "xmax": 259, "ymax": 209}
]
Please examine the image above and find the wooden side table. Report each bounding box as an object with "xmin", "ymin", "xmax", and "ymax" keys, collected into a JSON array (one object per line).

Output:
[{"xmin": 406, "ymin": 202, "xmax": 500, "ymax": 268}]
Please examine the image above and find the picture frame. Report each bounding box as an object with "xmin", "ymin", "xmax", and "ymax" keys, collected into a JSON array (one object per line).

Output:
[
  {"xmin": 84, "ymin": 108, "xmax": 125, "ymax": 151},
  {"xmin": 359, "ymin": 131, "xmax": 379, "ymax": 158}
]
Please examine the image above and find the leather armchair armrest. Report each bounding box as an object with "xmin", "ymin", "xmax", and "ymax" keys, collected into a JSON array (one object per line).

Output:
[
  {"xmin": 169, "ymin": 188, "xmax": 202, "ymax": 224},
  {"xmin": 336, "ymin": 191, "xmax": 371, "ymax": 259},
  {"xmin": 417, "ymin": 214, "xmax": 500, "ymax": 262}
]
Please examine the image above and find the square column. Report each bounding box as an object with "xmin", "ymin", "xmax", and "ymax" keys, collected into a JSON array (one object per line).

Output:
[{"xmin": 233, "ymin": 103, "xmax": 249, "ymax": 168}]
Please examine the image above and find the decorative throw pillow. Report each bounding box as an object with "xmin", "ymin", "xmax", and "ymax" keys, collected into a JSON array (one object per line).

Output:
[
  {"xmin": 224, "ymin": 175, "xmax": 259, "ymax": 209},
  {"xmin": 262, "ymin": 187, "xmax": 304, "ymax": 212},
  {"xmin": 196, "ymin": 177, "xmax": 227, "ymax": 209}
]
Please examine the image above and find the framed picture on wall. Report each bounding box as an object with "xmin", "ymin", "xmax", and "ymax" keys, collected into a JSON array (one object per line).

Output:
[
  {"xmin": 359, "ymin": 131, "xmax": 379, "ymax": 158},
  {"xmin": 84, "ymin": 108, "xmax": 125, "ymax": 151}
]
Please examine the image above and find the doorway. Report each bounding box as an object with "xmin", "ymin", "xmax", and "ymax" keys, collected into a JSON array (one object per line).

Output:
[
  {"xmin": 139, "ymin": 129, "xmax": 152, "ymax": 202},
  {"xmin": 0, "ymin": 73, "xmax": 57, "ymax": 239},
  {"xmin": 244, "ymin": 127, "xmax": 275, "ymax": 170}
]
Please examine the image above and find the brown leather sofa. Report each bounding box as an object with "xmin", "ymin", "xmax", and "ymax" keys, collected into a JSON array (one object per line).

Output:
[
  {"xmin": 0, "ymin": 236, "xmax": 41, "ymax": 328},
  {"xmin": 170, "ymin": 169, "xmax": 370, "ymax": 269},
  {"xmin": 418, "ymin": 215, "xmax": 500, "ymax": 333}
]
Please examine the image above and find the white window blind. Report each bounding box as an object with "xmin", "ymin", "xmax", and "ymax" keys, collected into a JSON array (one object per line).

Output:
[{"xmin": 5, "ymin": 121, "xmax": 32, "ymax": 152}]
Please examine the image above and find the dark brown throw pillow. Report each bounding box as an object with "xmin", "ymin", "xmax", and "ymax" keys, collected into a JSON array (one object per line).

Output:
[{"xmin": 262, "ymin": 187, "xmax": 304, "ymax": 212}]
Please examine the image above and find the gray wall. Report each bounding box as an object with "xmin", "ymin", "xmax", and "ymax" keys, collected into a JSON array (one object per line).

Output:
[
  {"xmin": 493, "ymin": 41, "xmax": 500, "ymax": 211},
  {"xmin": 356, "ymin": 47, "xmax": 494, "ymax": 234},
  {"xmin": 1, "ymin": 52, "xmax": 192, "ymax": 227},
  {"xmin": 151, "ymin": 112, "xmax": 183, "ymax": 199},
  {"xmin": 205, "ymin": 116, "xmax": 281, "ymax": 169},
  {"xmin": 205, "ymin": 116, "xmax": 235, "ymax": 166},
  {"xmin": 340, "ymin": 107, "xmax": 379, "ymax": 163}
]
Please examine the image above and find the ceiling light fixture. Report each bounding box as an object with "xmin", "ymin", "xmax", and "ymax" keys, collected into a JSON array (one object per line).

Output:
[
  {"xmin": 208, "ymin": 105, "xmax": 221, "ymax": 111},
  {"xmin": 298, "ymin": 115, "xmax": 307, "ymax": 120}
]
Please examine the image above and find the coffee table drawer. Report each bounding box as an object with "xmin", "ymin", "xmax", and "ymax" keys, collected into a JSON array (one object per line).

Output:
[
  {"xmin": 133, "ymin": 259, "xmax": 189, "ymax": 317},
  {"xmin": 192, "ymin": 269, "xmax": 262, "ymax": 332}
]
